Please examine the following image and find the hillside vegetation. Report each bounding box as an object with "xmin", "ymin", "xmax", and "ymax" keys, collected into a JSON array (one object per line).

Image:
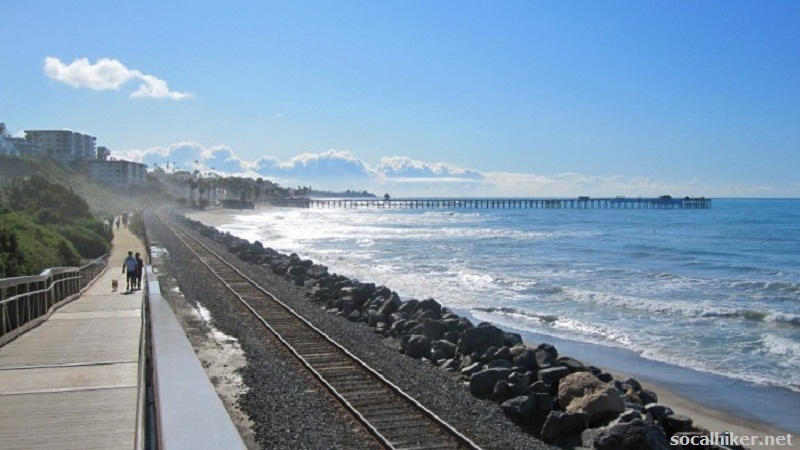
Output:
[{"xmin": 0, "ymin": 172, "xmax": 114, "ymax": 277}]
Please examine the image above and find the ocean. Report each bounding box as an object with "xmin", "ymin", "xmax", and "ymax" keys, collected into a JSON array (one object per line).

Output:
[{"xmin": 212, "ymin": 198, "xmax": 800, "ymax": 431}]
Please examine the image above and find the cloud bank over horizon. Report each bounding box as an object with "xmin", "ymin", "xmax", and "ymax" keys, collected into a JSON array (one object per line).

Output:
[
  {"xmin": 112, "ymin": 142, "xmax": 789, "ymax": 198},
  {"xmin": 44, "ymin": 57, "xmax": 193, "ymax": 100}
]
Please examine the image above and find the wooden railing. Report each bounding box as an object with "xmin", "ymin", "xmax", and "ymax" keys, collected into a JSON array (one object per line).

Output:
[{"xmin": 0, "ymin": 255, "xmax": 108, "ymax": 345}]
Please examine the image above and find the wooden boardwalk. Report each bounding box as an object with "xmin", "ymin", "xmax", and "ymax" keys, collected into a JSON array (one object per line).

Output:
[
  {"xmin": 306, "ymin": 197, "xmax": 711, "ymax": 210},
  {"xmin": 0, "ymin": 227, "xmax": 146, "ymax": 450}
]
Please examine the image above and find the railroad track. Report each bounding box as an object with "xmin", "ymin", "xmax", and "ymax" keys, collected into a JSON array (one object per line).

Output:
[{"xmin": 157, "ymin": 213, "xmax": 482, "ymax": 450}]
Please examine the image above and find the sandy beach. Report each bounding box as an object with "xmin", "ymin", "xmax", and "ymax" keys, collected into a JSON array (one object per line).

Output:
[
  {"xmin": 614, "ymin": 372, "xmax": 794, "ymax": 450},
  {"xmin": 185, "ymin": 206, "xmax": 796, "ymax": 449},
  {"xmin": 645, "ymin": 382, "xmax": 800, "ymax": 450}
]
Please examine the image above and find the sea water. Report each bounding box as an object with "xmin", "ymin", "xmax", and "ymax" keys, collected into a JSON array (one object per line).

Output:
[{"xmin": 215, "ymin": 198, "xmax": 800, "ymax": 429}]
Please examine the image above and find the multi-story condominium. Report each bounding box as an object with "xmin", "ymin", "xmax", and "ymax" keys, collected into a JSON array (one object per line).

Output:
[
  {"xmin": 7, "ymin": 137, "xmax": 42, "ymax": 157},
  {"xmin": 88, "ymin": 159, "xmax": 147, "ymax": 187},
  {"xmin": 0, "ymin": 135, "xmax": 16, "ymax": 155},
  {"xmin": 24, "ymin": 130, "xmax": 97, "ymax": 165}
]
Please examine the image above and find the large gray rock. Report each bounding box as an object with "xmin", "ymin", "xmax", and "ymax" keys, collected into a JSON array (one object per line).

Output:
[
  {"xmin": 447, "ymin": 316, "xmax": 474, "ymax": 333},
  {"xmin": 593, "ymin": 419, "xmax": 670, "ymax": 450},
  {"xmin": 644, "ymin": 403, "xmax": 674, "ymax": 423},
  {"xmin": 508, "ymin": 372, "xmax": 530, "ymax": 397},
  {"xmin": 349, "ymin": 283, "xmax": 376, "ymax": 305},
  {"xmin": 663, "ymin": 414, "xmax": 693, "ymax": 435},
  {"xmin": 430, "ymin": 340, "xmax": 457, "ymax": 362},
  {"xmin": 501, "ymin": 395, "xmax": 537, "ymax": 417},
  {"xmin": 469, "ymin": 368, "xmax": 513, "ymax": 398},
  {"xmin": 541, "ymin": 411, "xmax": 588, "ymax": 443},
  {"xmin": 410, "ymin": 308, "xmax": 439, "ymax": 322},
  {"xmin": 367, "ymin": 312, "xmax": 386, "ymax": 327},
  {"xmin": 396, "ymin": 299, "xmax": 420, "ymax": 315},
  {"xmin": 405, "ymin": 335, "xmax": 432, "ymax": 359},
  {"xmin": 532, "ymin": 392, "xmax": 554, "ymax": 413},
  {"xmin": 376, "ymin": 292, "xmax": 402, "ymax": 316},
  {"xmin": 478, "ymin": 346, "xmax": 499, "ymax": 363},
  {"xmin": 422, "ymin": 319, "xmax": 450, "ymax": 341},
  {"xmin": 558, "ymin": 372, "xmax": 625, "ymax": 426},
  {"xmin": 406, "ymin": 323, "xmax": 424, "ymax": 337},
  {"xmin": 535, "ymin": 343, "xmax": 559, "ymax": 368},
  {"xmin": 538, "ymin": 366, "xmax": 571, "ymax": 385},
  {"xmin": 459, "ymin": 362, "xmax": 482, "ymax": 377},
  {"xmin": 557, "ymin": 356, "xmax": 587, "ymax": 373},
  {"xmin": 639, "ymin": 389, "xmax": 658, "ymax": 405},
  {"xmin": 503, "ymin": 332, "xmax": 523, "ymax": 347},
  {"xmin": 400, "ymin": 320, "xmax": 420, "ymax": 335},
  {"xmin": 305, "ymin": 264, "xmax": 329, "ymax": 278},
  {"xmin": 442, "ymin": 331, "xmax": 461, "ymax": 344},
  {"xmin": 492, "ymin": 380, "xmax": 516, "ymax": 402},
  {"xmin": 491, "ymin": 346, "xmax": 512, "ymax": 361},
  {"xmin": 414, "ymin": 298, "xmax": 442, "ymax": 316},
  {"xmin": 487, "ymin": 359, "xmax": 513, "ymax": 369},
  {"xmin": 512, "ymin": 348, "xmax": 538, "ymax": 371},
  {"xmin": 459, "ymin": 324, "xmax": 506, "ymax": 355}
]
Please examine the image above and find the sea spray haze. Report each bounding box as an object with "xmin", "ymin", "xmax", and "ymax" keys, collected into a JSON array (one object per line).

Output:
[{"xmin": 219, "ymin": 198, "xmax": 800, "ymax": 394}]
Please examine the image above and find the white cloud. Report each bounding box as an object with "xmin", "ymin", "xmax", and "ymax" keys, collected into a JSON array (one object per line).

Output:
[
  {"xmin": 376, "ymin": 156, "xmax": 484, "ymax": 180},
  {"xmin": 44, "ymin": 56, "xmax": 193, "ymax": 100},
  {"xmin": 111, "ymin": 142, "xmax": 797, "ymax": 198},
  {"xmin": 277, "ymin": 150, "xmax": 376, "ymax": 177},
  {"xmin": 136, "ymin": 143, "xmax": 252, "ymax": 173},
  {"xmin": 130, "ymin": 74, "xmax": 193, "ymax": 100},
  {"xmin": 44, "ymin": 57, "xmax": 135, "ymax": 90}
]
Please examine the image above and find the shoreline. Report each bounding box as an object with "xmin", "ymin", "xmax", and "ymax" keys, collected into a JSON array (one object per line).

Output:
[{"xmin": 186, "ymin": 207, "xmax": 797, "ymax": 448}]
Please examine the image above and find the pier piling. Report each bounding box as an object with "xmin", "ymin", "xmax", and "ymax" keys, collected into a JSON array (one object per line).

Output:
[{"xmin": 302, "ymin": 197, "xmax": 711, "ymax": 210}]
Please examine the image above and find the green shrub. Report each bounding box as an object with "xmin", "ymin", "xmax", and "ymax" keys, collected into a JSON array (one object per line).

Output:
[
  {"xmin": 0, "ymin": 211, "xmax": 81, "ymax": 275},
  {"xmin": 74, "ymin": 217, "xmax": 114, "ymax": 243},
  {"xmin": 0, "ymin": 225, "xmax": 25, "ymax": 278},
  {"xmin": 58, "ymin": 225, "xmax": 111, "ymax": 259}
]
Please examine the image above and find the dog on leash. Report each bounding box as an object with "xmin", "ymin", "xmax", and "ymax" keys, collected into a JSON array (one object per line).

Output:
[{"xmin": 111, "ymin": 278, "xmax": 119, "ymax": 292}]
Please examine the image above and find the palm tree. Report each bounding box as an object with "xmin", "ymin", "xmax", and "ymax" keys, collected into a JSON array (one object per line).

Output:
[
  {"xmin": 188, "ymin": 179, "xmax": 198, "ymax": 206},
  {"xmin": 255, "ymin": 178, "xmax": 264, "ymax": 203},
  {"xmin": 198, "ymin": 180, "xmax": 207, "ymax": 206}
]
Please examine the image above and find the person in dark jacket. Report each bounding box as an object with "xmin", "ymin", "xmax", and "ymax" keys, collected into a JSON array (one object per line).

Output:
[{"xmin": 134, "ymin": 252, "xmax": 144, "ymax": 290}]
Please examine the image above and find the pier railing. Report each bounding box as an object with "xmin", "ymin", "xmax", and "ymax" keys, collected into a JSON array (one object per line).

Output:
[
  {"xmin": 306, "ymin": 197, "xmax": 711, "ymax": 210},
  {"xmin": 0, "ymin": 254, "xmax": 108, "ymax": 345}
]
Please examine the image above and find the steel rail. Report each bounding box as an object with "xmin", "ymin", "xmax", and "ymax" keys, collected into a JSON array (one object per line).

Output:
[{"xmin": 158, "ymin": 212, "xmax": 482, "ymax": 450}]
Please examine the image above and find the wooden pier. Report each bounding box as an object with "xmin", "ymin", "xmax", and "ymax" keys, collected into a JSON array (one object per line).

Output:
[{"xmin": 304, "ymin": 196, "xmax": 711, "ymax": 210}]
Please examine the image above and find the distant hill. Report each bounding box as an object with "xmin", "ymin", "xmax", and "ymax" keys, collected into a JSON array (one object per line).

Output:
[{"xmin": 309, "ymin": 189, "xmax": 377, "ymax": 199}]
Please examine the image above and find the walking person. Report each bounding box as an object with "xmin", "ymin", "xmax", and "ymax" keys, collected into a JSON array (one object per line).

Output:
[
  {"xmin": 134, "ymin": 252, "xmax": 144, "ymax": 290},
  {"xmin": 122, "ymin": 251, "xmax": 137, "ymax": 291}
]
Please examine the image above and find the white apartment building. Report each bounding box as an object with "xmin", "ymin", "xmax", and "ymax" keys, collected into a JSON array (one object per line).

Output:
[
  {"xmin": 0, "ymin": 135, "xmax": 16, "ymax": 155},
  {"xmin": 88, "ymin": 159, "xmax": 147, "ymax": 187},
  {"xmin": 8, "ymin": 137, "xmax": 41, "ymax": 157},
  {"xmin": 24, "ymin": 130, "xmax": 97, "ymax": 165}
]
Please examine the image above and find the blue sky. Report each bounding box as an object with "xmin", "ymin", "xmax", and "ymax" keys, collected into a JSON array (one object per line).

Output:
[{"xmin": 2, "ymin": 1, "xmax": 798, "ymax": 197}]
